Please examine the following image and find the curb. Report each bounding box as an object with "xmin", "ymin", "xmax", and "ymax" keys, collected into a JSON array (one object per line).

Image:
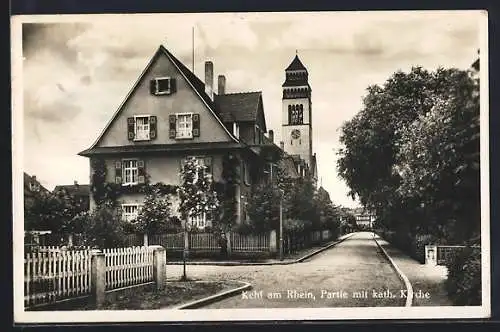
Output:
[
  {"xmin": 372, "ymin": 232, "xmax": 414, "ymax": 307},
  {"xmin": 166, "ymin": 233, "xmax": 357, "ymax": 266},
  {"xmin": 172, "ymin": 281, "xmax": 252, "ymax": 310}
]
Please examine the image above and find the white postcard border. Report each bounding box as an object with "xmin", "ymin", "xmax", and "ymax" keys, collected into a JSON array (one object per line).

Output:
[{"xmin": 12, "ymin": 10, "xmax": 491, "ymax": 323}]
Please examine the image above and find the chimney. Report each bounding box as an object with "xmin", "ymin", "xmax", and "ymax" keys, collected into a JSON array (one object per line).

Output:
[
  {"xmin": 205, "ymin": 61, "xmax": 214, "ymax": 100},
  {"xmin": 268, "ymin": 130, "xmax": 274, "ymax": 143},
  {"xmin": 280, "ymin": 141, "xmax": 284, "ymax": 150},
  {"xmin": 218, "ymin": 75, "xmax": 226, "ymax": 95},
  {"xmin": 74, "ymin": 180, "xmax": 78, "ymax": 187},
  {"xmin": 32, "ymin": 175, "xmax": 36, "ymax": 181}
]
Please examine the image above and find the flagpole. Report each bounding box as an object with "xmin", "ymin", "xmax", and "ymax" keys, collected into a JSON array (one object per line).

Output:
[{"xmin": 192, "ymin": 26, "xmax": 195, "ymax": 72}]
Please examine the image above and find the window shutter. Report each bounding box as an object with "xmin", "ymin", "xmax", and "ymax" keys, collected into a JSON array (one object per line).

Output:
[
  {"xmin": 149, "ymin": 116, "xmax": 157, "ymax": 139},
  {"xmin": 192, "ymin": 113, "xmax": 200, "ymax": 137},
  {"xmin": 115, "ymin": 161, "xmax": 122, "ymax": 184},
  {"xmin": 170, "ymin": 78, "xmax": 177, "ymax": 93},
  {"xmin": 149, "ymin": 79, "xmax": 157, "ymax": 95},
  {"xmin": 127, "ymin": 117, "xmax": 135, "ymax": 140},
  {"xmin": 138, "ymin": 160, "xmax": 145, "ymax": 184},
  {"xmin": 169, "ymin": 115, "xmax": 176, "ymax": 138}
]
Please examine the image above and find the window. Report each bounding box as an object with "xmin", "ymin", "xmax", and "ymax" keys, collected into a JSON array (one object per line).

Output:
[
  {"xmin": 150, "ymin": 77, "xmax": 175, "ymax": 95},
  {"xmin": 29, "ymin": 182, "xmax": 40, "ymax": 192},
  {"xmin": 127, "ymin": 116, "xmax": 156, "ymax": 141},
  {"xmin": 288, "ymin": 104, "xmax": 304, "ymax": 125},
  {"xmin": 135, "ymin": 116, "xmax": 150, "ymax": 140},
  {"xmin": 123, "ymin": 160, "xmax": 139, "ymax": 185},
  {"xmin": 176, "ymin": 113, "xmax": 193, "ymax": 139},
  {"xmin": 181, "ymin": 156, "xmax": 212, "ymax": 182},
  {"xmin": 122, "ymin": 204, "xmax": 141, "ymax": 222},
  {"xmin": 189, "ymin": 212, "xmax": 207, "ymax": 229}
]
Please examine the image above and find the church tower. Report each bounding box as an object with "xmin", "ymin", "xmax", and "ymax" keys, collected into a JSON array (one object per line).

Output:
[{"xmin": 282, "ymin": 54, "xmax": 313, "ymax": 169}]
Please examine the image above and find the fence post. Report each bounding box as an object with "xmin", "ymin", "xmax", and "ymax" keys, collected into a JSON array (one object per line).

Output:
[
  {"xmin": 269, "ymin": 230, "xmax": 277, "ymax": 254},
  {"xmin": 90, "ymin": 250, "xmax": 105, "ymax": 309},
  {"xmin": 68, "ymin": 234, "xmax": 74, "ymax": 247},
  {"xmin": 226, "ymin": 231, "xmax": 232, "ymax": 257},
  {"xmin": 143, "ymin": 233, "xmax": 149, "ymax": 247},
  {"xmin": 425, "ymin": 245, "xmax": 437, "ymax": 266},
  {"xmin": 151, "ymin": 245, "xmax": 166, "ymax": 291}
]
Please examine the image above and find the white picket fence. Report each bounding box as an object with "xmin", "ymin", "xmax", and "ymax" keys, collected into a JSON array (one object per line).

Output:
[
  {"xmin": 24, "ymin": 246, "xmax": 156, "ymax": 309},
  {"xmin": 24, "ymin": 249, "xmax": 92, "ymax": 308},
  {"xmin": 103, "ymin": 247, "xmax": 155, "ymax": 290}
]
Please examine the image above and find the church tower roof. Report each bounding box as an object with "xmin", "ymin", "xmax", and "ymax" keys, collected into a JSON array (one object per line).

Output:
[{"xmin": 285, "ymin": 54, "xmax": 307, "ymax": 72}]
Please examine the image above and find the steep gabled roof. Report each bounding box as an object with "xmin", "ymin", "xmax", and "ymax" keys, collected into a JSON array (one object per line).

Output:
[
  {"xmin": 24, "ymin": 172, "xmax": 49, "ymax": 194},
  {"xmin": 286, "ymin": 55, "xmax": 307, "ymax": 72},
  {"xmin": 214, "ymin": 92, "xmax": 266, "ymax": 129},
  {"xmin": 82, "ymin": 45, "xmax": 238, "ymax": 154}
]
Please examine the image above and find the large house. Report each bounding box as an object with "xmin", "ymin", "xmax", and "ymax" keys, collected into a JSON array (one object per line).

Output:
[{"xmin": 78, "ymin": 44, "xmax": 317, "ymax": 228}]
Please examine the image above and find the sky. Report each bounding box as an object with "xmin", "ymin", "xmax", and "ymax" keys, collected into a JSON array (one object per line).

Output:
[{"xmin": 18, "ymin": 11, "xmax": 482, "ymax": 208}]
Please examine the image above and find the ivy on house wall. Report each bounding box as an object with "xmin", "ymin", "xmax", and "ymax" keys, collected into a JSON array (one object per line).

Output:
[
  {"xmin": 90, "ymin": 157, "xmax": 179, "ymax": 207},
  {"xmin": 213, "ymin": 153, "xmax": 241, "ymax": 232}
]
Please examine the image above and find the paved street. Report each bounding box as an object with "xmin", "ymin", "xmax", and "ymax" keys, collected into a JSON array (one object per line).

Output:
[{"xmin": 167, "ymin": 232, "xmax": 407, "ymax": 308}]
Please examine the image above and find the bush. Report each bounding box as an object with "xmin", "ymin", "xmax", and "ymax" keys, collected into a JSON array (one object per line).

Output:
[
  {"xmin": 73, "ymin": 204, "xmax": 128, "ymax": 249},
  {"xmin": 445, "ymin": 247, "xmax": 482, "ymax": 306}
]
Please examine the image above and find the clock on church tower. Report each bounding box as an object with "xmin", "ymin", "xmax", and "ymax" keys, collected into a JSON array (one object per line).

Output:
[{"xmin": 281, "ymin": 53, "xmax": 313, "ymax": 169}]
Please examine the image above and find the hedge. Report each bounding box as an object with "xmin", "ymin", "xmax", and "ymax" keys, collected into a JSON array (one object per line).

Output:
[{"xmin": 445, "ymin": 246, "xmax": 482, "ymax": 306}]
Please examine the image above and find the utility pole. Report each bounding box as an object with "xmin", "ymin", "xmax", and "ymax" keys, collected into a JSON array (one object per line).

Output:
[{"xmin": 279, "ymin": 188, "xmax": 284, "ymax": 261}]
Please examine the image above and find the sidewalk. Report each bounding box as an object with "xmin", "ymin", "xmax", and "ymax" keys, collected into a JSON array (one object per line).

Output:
[
  {"xmin": 166, "ymin": 233, "xmax": 355, "ymax": 266},
  {"xmin": 375, "ymin": 235, "xmax": 452, "ymax": 306}
]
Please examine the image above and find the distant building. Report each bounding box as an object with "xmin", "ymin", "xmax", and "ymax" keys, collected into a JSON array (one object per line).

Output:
[
  {"xmin": 24, "ymin": 172, "xmax": 50, "ymax": 211},
  {"xmin": 53, "ymin": 181, "xmax": 91, "ymax": 212},
  {"xmin": 352, "ymin": 207, "xmax": 375, "ymax": 228}
]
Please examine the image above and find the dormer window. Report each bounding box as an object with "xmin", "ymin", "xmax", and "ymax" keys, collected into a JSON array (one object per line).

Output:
[
  {"xmin": 29, "ymin": 182, "xmax": 40, "ymax": 192},
  {"xmin": 150, "ymin": 77, "xmax": 177, "ymax": 96}
]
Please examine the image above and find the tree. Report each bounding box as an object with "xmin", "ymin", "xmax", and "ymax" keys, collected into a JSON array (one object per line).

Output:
[
  {"xmin": 177, "ymin": 156, "xmax": 219, "ymax": 280},
  {"xmin": 72, "ymin": 202, "xmax": 128, "ymax": 249},
  {"xmin": 25, "ymin": 188, "xmax": 83, "ymax": 235},
  {"xmin": 314, "ymin": 187, "xmax": 341, "ymax": 236},
  {"xmin": 134, "ymin": 186, "xmax": 180, "ymax": 235},
  {"xmin": 395, "ymin": 78, "xmax": 479, "ymax": 242},
  {"xmin": 337, "ymin": 66, "xmax": 479, "ymax": 244},
  {"xmin": 246, "ymin": 183, "xmax": 281, "ymax": 233}
]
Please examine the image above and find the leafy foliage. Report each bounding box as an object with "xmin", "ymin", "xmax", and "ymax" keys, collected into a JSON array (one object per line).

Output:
[
  {"xmin": 212, "ymin": 154, "xmax": 240, "ymax": 233},
  {"xmin": 445, "ymin": 247, "xmax": 482, "ymax": 305},
  {"xmin": 25, "ymin": 187, "xmax": 87, "ymax": 234},
  {"xmin": 337, "ymin": 65, "xmax": 480, "ymax": 244},
  {"xmin": 134, "ymin": 186, "xmax": 181, "ymax": 234},
  {"xmin": 246, "ymin": 161, "xmax": 341, "ymax": 235},
  {"xmin": 177, "ymin": 156, "xmax": 219, "ymax": 230},
  {"xmin": 72, "ymin": 203, "xmax": 128, "ymax": 249}
]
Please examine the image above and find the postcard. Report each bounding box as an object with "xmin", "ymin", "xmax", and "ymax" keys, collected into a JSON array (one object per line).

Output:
[{"xmin": 12, "ymin": 10, "xmax": 490, "ymax": 323}]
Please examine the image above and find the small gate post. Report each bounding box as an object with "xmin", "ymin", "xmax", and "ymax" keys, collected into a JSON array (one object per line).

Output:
[
  {"xmin": 151, "ymin": 245, "xmax": 166, "ymax": 291},
  {"xmin": 425, "ymin": 245, "xmax": 437, "ymax": 266},
  {"xmin": 143, "ymin": 233, "xmax": 149, "ymax": 247},
  {"xmin": 90, "ymin": 250, "xmax": 105, "ymax": 309}
]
